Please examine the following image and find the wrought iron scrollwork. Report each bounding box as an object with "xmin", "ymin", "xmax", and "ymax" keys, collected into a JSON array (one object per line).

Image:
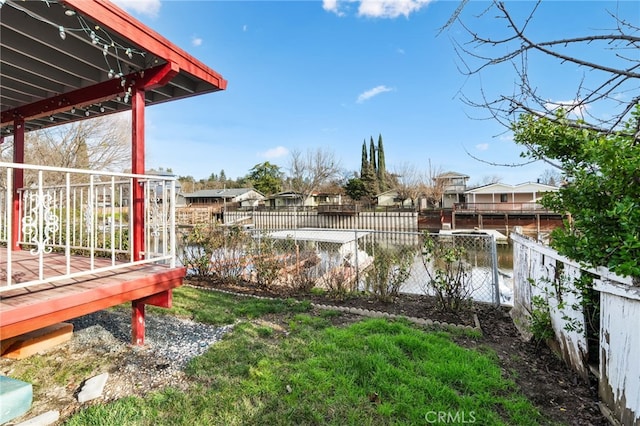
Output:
[{"xmin": 22, "ymin": 191, "xmax": 60, "ymax": 255}]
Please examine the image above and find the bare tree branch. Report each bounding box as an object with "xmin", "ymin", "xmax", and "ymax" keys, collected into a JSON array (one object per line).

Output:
[
  {"xmin": 447, "ymin": 0, "xmax": 640, "ymax": 153},
  {"xmin": 0, "ymin": 115, "xmax": 131, "ymax": 186},
  {"xmin": 286, "ymin": 148, "xmax": 342, "ymax": 204}
]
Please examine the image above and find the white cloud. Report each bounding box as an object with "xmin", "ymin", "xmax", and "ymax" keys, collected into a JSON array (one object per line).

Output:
[
  {"xmin": 397, "ymin": 48, "xmax": 405, "ymax": 55},
  {"xmin": 111, "ymin": 0, "xmax": 161, "ymax": 18},
  {"xmin": 324, "ymin": 0, "xmax": 432, "ymax": 18},
  {"xmin": 260, "ymin": 146, "xmax": 289, "ymax": 159},
  {"xmin": 322, "ymin": 0, "xmax": 339, "ymax": 13},
  {"xmin": 544, "ymin": 99, "xmax": 587, "ymax": 119},
  {"xmin": 243, "ymin": 24, "xmax": 248, "ymax": 32},
  {"xmin": 356, "ymin": 85, "xmax": 393, "ymax": 103},
  {"xmin": 476, "ymin": 143, "xmax": 489, "ymax": 151},
  {"xmin": 191, "ymin": 36, "xmax": 203, "ymax": 47}
]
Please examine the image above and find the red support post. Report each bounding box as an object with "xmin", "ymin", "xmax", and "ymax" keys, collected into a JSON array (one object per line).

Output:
[
  {"xmin": 131, "ymin": 300, "xmax": 146, "ymax": 346},
  {"xmin": 131, "ymin": 87, "xmax": 145, "ymax": 261},
  {"xmin": 131, "ymin": 291, "xmax": 172, "ymax": 346},
  {"xmin": 131, "ymin": 87, "xmax": 146, "ymax": 345},
  {"xmin": 11, "ymin": 119, "xmax": 24, "ymax": 251}
]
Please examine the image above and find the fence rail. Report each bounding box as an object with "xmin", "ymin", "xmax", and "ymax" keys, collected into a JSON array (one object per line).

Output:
[
  {"xmin": 1, "ymin": 162, "xmax": 177, "ymax": 292},
  {"xmin": 454, "ymin": 202, "xmax": 552, "ymax": 213}
]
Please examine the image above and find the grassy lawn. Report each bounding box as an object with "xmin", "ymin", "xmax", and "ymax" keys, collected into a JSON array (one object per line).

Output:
[{"xmin": 65, "ymin": 286, "xmax": 547, "ymax": 425}]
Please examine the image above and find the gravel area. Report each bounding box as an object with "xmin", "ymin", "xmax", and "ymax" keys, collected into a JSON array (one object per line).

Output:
[
  {"xmin": 70, "ymin": 309, "xmax": 233, "ymax": 371},
  {"xmin": 0, "ymin": 309, "xmax": 234, "ymax": 424}
]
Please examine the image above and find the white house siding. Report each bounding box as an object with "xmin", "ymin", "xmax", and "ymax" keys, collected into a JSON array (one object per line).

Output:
[
  {"xmin": 465, "ymin": 182, "xmax": 558, "ymax": 209},
  {"xmin": 235, "ymin": 190, "xmax": 264, "ymax": 206},
  {"xmin": 377, "ymin": 192, "xmax": 397, "ymax": 206}
]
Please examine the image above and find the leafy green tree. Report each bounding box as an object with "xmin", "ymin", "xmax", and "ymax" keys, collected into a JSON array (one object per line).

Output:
[
  {"xmin": 343, "ymin": 177, "xmax": 367, "ymax": 201},
  {"xmin": 513, "ymin": 107, "xmax": 640, "ymax": 284},
  {"xmin": 178, "ymin": 175, "xmax": 197, "ymax": 192},
  {"xmin": 360, "ymin": 158, "xmax": 379, "ymax": 199},
  {"xmin": 246, "ymin": 161, "xmax": 283, "ymax": 195}
]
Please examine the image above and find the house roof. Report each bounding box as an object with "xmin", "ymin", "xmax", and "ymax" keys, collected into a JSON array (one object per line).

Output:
[
  {"xmin": 269, "ymin": 191, "xmax": 303, "ymax": 199},
  {"xmin": 374, "ymin": 189, "xmax": 399, "ymax": 198},
  {"xmin": 465, "ymin": 182, "xmax": 559, "ymax": 194},
  {"xmin": 184, "ymin": 188, "xmax": 264, "ymax": 199},
  {"xmin": 1, "ymin": 0, "xmax": 227, "ymax": 135},
  {"xmin": 436, "ymin": 171, "xmax": 470, "ymax": 179}
]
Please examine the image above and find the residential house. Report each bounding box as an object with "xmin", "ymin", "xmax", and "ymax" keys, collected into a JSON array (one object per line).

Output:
[
  {"xmin": 375, "ymin": 190, "xmax": 414, "ymax": 209},
  {"xmin": 266, "ymin": 190, "xmax": 343, "ymax": 209},
  {"xmin": 314, "ymin": 191, "xmax": 343, "ymax": 206},
  {"xmin": 435, "ymin": 171, "xmax": 470, "ymax": 208},
  {"xmin": 184, "ymin": 188, "xmax": 265, "ymax": 208},
  {"xmin": 463, "ymin": 182, "xmax": 559, "ymax": 211}
]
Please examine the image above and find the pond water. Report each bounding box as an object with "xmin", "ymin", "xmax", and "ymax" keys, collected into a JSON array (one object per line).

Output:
[{"xmin": 179, "ymin": 236, "xmax": 517, "ymax": 306}]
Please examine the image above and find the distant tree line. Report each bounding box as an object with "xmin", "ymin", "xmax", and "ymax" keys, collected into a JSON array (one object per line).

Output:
[{"xmin": 174, "ymin": 133, "xmax": 455, "ymax": 210}]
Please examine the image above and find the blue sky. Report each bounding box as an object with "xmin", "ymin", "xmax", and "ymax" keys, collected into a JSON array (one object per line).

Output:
[{"xmin": 112, "ymin": 0, "xmax": 639, "ymax": 185}]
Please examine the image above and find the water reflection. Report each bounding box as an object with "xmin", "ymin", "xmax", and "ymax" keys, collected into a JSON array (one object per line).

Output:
[{"xmin": 496, "ymin": 242, "xmax": 514, "ymax": 271}]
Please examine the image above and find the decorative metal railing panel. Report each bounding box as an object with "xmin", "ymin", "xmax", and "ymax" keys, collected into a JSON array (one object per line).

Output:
[
  {"xmin": 0, "ymin": 162, "xmax": 178, "ymax": 292},
  {"xmin": 22, "ymin": 190, "xmax": 60, "ymax": 255}
]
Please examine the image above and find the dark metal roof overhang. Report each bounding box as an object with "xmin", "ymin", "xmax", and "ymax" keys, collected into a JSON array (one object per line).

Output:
[{"xmin": 0, "ymin": 0, "xmax": 227, "ymax": 135}]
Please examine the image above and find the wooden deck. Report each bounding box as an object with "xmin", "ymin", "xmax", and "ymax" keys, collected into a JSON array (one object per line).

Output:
[{"xmin": 1, "ymin": 251, "xmax": 186, "ymax": 343}]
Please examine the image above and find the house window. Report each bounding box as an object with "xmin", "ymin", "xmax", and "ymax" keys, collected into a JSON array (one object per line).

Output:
[{"xmin": 500, "ymin": 194, "xmax": 508, "ymax": 203}]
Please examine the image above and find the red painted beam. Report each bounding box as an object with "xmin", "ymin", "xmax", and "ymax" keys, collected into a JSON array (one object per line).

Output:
[
  {"xmin": 140, "ymin": 62, "xmax": 179, "ymax": 90},
  {"xmin": 137, "ymin": 290, "xmax": 173, "ymax": 308},
  {"xmin": 0, "ymin": 267, "xmax": 186, "ymax": 340},
  {"xmin": 1, "ymin": 63, "xmax": 178, "ymax": 126},
  {"xmin": 60, "ymin": 0, "xmax": 227, "ymax": 91}
]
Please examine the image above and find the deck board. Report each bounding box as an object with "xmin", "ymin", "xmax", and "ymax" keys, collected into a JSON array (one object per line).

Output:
[{"xmin": 1, "ymin": 251, "xmax": 186, "ymax": 341}]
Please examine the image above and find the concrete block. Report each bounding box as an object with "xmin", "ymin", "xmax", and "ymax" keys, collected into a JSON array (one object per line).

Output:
[
  {"xmin": 77, "ymin": 372, "xmax": 109, "ymax": 403},
  {"xmin": 15, "ymin": 410, "xmax": 60, "ymax": 426},
  {"xmin": 0, "ymin": 376, "xmax": 33, "ymax": 424}
]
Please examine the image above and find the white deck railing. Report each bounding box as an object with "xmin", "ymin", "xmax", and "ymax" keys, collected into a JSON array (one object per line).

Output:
[{"xmin": 0, "ymin": 162, "xmax": 177, "ymax": 292}]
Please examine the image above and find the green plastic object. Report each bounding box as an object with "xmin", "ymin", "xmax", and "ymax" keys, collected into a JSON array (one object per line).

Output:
[{"xmin": 0, "ymin": 375, "xmax": 33, "ymax": 424}]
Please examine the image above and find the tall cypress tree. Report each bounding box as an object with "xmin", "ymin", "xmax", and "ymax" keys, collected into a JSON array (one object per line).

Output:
[
  {"xmin": 369, "ymin": 136, "xmax": 377, "ymax": 176},
  {"xmin": 377, "ymin": 133, "xmax": 386, "ymax": 191},
  {"xmin": 360, "ymin": 139, "xmax": 368, "ymax": 178},
  {"xmin": 360, "ymin": 138, "xmax": 378, "ymax": 198}
]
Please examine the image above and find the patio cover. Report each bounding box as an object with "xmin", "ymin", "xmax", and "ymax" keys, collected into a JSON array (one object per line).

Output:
[{"xmin": 0, "ymin": 0, "xmax": 227, "ymax": 134}]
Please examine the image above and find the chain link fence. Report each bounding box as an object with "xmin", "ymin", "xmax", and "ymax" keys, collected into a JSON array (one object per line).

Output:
[{"xmin": 177, "ymin": 226, "xmax": 509, "ymax": 306}]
